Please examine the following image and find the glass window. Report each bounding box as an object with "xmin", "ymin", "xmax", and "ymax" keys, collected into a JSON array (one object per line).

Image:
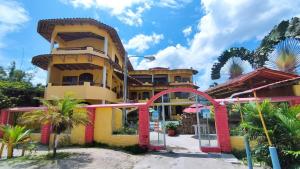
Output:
[{"xmin": 62, "ymin": 76, "xmax": 78, "ymax": 85}]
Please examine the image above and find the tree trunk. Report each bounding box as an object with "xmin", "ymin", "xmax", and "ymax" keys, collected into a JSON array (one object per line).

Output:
[
  {"xmin": 7, "ymin": 143, "xmax": 13, "ymax": 159},
  {"xmin": 0, "ymin": 143, "xmax": 4, "ymax": 159},
  {"xmin": 52, "ymin": 134, "xmax": 59, "ymax": 157},
  {"xmin": 21, "ymin": 147, "xmax": 25, "ymax": 156}
]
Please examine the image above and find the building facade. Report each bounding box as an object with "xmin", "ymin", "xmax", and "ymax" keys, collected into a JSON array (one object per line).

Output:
[
  {"xmin": 32, "ymin": 18, "xmax": 139, "ymax": 104},
  {"xmin": 128, "ymin": 67, "xmax": 198, "ymax": 120},
  {"xmin": 32, "ymin": 18, "xmax": 199, "ymax": 118}
]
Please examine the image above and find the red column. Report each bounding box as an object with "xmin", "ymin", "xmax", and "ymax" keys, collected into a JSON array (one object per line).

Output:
[
  {"xmin": 138, "ymin": 105, "xmax": 150, "ymax": 147},
  {"xmin": 40, "ymin": 123, "xmax": 51, "ymax": 144},
  {"xmin": 290, "ymin": 99, "xmax": 300, "ymax": 106},
  {"xmin": 0, "ymin": 110, "xmax": 9, "ymax": 137},
  {"xmin": 85, "ymin": 107, "xmax": 95, "ymax": 144},
  {"xmin": 214, "ymin": 105, "xmax": 231, "ymax": 152}
]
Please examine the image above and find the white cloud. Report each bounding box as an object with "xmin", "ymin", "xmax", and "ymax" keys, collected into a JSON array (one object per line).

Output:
[
  {"xmin": 135, "ymin": 0, "xmax": 300, "ymax": 90},
  {"xmin": 0, "ymin": 0, "xmax": 29, "ymax": 47},
  {"xmin": 182, "ymin": 26, "xmax": 192, "ymax": 37},
  {"xmin": 158, "ymin": 0, "xmax": 192, "ymax": 9},
  {"xmin": 124, "ymin": 33, "xmax": 164, "ymax": 53},
  {"xmin": 61, "ymin": 0, "xmax": 191, "ymax": 26}
]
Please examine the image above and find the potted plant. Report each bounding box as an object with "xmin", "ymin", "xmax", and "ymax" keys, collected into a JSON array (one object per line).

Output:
[{"xmin": 166, "ymin": 122, "xmax": 178, "ymax": 136}]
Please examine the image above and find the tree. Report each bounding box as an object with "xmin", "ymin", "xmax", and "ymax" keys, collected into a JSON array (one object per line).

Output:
[
  {"xmin": 255, "ymin": 17, "xmax": 300, "ymax": 66},
  {"xmin": 210, "ymin": 17, "xmax": 300, "ymax": 80},
  {"xmin": 21, "ymin": 96, "xmax": 90, "ymax": 157},
  {"xmin": 237, "ymin": 100, "xmax": 300, "ymax": 168},
  {"xmin": 265, "ymin": 38, "xmax": 300, "ymax": 74},
  {"xmin": 0, "ymin": 125, "xmax": 31, "ymax": 158},
  {"xmin": 211, "ymin": 47, "xmax": 254, "ymax": 80}
]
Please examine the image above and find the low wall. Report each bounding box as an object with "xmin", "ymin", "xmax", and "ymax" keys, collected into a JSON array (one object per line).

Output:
[
  {"xmin": 230, "ymin": 136, "xmax": 257, "ymax": 150},
  {"xmin": 30, "ymin": 133, "xmax": 41, "ymax": 142},
  {"xmin": 94, "ymin": 107, "xmax": 138, "ymax": 146}
]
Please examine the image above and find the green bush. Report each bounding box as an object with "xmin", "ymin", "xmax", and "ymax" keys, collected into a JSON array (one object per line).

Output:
[
  {"xmin": 236, "ymin": 100, "xmax": 300, "ymax": 168},
  {"xmin": 86, "ymin": 141, "xmax": 148, "ymax": 155},
  {"xmin": 112, "ymin": 127, "xmax": 137, "ymax": 135},
  {"xmin": 166, "ymin": 122, "xmax": 178, "ymax": 130}
]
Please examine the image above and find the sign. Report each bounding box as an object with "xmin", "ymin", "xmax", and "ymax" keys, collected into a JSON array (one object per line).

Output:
[
  {"xmin": 201, "ymin": 108, "xmax": 210, "ymax": 118},
  {"xmin": 151, "ymin": 110, "xmax": 159, "ymax": 120}
]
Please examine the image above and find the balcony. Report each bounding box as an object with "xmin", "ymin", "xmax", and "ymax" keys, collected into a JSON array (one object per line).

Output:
[
  {"xmin": 45, "ymin": 82, "xmax": 118, "ymax": 103},
  {"xmin": 51, "ymin": 46, "xmax": 108, "ymax": 59},
  {"xmin": 169, "ymin": 80, "xmax": 194, "ymax": 86}
]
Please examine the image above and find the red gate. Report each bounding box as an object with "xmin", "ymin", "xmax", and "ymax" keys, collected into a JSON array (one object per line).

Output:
[{"xmin": 138, "ymin": 87, "xmax": 231, "ymax": 153}]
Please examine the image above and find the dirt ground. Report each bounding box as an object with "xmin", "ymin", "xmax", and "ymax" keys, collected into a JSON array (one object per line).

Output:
[{"xmin": 0, "ymin": 147, "xmax": 262, "ymax": 169}]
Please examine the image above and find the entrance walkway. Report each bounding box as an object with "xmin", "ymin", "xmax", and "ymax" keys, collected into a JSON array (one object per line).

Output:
[{"xmin": 165, "ymin": 134, "xmax": 199, "ymax": 153}]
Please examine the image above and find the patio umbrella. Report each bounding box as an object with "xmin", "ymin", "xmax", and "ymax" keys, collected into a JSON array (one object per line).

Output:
[{"xmin": 183, "ymin": 104, "xmax": 205, "ymax": 113}]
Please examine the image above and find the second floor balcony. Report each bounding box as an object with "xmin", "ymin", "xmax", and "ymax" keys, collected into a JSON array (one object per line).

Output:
[{"xmin": 45, "ymin": 82, "xmax": 118, "ymax": 103}]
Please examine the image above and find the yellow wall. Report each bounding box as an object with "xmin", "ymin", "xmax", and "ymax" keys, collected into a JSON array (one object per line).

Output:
[
  {"xmin": 113, "ymin": 108, "xmax": 123, "ymax": 130},
  {"xmin": 230, "ymin": 136, "xmax": 257, "ymax": 150},
  {"xmin": 293, "ymin": 84, "xmax": 300, "ymax": 96},
  {"xmin": 60, "ymin": 38, "xmax": 104, "ymax": 52},
  {"xmin": 30, "ymin": 133, "xmax": 41, "ymax": 142},
  {"xmin": 45, "ymin": 82, "xmax": 118, "ymax": 103},
  {"xmin": 70, "ymin": 125, "xmax": 86, "ymax": 145},
  {"xmin": 50, "ymin": 68, "xmax": 103, "ymax": 85},
  {"xmin": 94, "ymin": 107, "xmax": 138, "ymax": 146},
  {"xmin": 52, "ymin": 25, "xmax": 124, "ymax": 67}
]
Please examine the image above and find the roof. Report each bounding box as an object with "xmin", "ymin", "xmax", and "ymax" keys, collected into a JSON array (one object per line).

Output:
[
  {"xmin": 37, "ymin": 18, "xmax": 133, "ymax": 70},
  {"xmin": 130, "ymin": 67, "xmax": 198, "ymax": 75},
  {"xmin": 230, "ymin": 77, "xmax": 300, "ymax": 98},
  {"xmin": 206, "ymin": 67, "xmax": 299, "ymax": 96}
]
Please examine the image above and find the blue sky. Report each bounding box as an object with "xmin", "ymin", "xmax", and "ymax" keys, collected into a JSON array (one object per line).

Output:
[{"xmin": 0, "ymin": 0, "xmax": 300, "ymax": 89}]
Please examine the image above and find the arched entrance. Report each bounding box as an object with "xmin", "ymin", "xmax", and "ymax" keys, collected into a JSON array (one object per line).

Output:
[{"xmin": 138, "ymin": 88, "xmax": 231, "ymax": 153}]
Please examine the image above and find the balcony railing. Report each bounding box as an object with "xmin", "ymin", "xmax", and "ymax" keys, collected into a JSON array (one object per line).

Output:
[
  {"xmin": 52, "ymin": 46, "xmax": 107, "ymax": 58},
  {"xmin": 45, "ymin": 82, "xmax": 119, "ymax": 102}
]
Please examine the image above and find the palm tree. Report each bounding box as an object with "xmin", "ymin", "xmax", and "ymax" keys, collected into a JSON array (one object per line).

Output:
[
  {"xmin": 266, "ymin": 38, "xmax": 300, "ymax": 73},
  {"xmin": 275, "ymin": 104, "xmax": 300, "ymax": 139},
  {"xmin": 21, "ymin": 96, "xmax": 90, "ymax": 157},
  {"xmin": 228, "ymin": 58, "xmax": 244, "ymax": 79},
  {"xmin": 0, "ymin": 125, "xmax": 31, "ymax": 158}
]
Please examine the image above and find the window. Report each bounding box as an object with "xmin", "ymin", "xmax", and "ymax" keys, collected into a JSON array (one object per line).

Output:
[
  {"xmin": 62, "ymin": 76, "xmax": 78, "ymax": 85},
  {"xmin": 142, "ymin": 92, "xmax": 150, "ymax": 100},
  {"xmin": 175, "ymin": 76, "xmax": 181, "ymax": 82},
  {"xmin": 129, "ymin": 92, "xmax": 137, "ymax": 100},
  {"xmin": 79, "ymin": 73, "xmax": 93, "ymax": 85}
]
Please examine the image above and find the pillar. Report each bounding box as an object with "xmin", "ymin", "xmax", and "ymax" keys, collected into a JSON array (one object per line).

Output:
[
  {"xmin": 0, "ymin": 110, "xmax": 9, "ymax": 137},
  {"xmin": 104, "ymin": 37, "xmax": 108, "ymax": 56},
  {"xmin": 41, "ymin": 123, "xmax": 51, "ymax": 144},
  {"xmin": 214, "ymin": 105, "xmax": 231, "ymax": 152},
  {"xmin": 138, "ymin": 105, "xmax": 150, "ymax": 147},
  {"xmin": 102, "ymin": 65, "xmax": 107, "ymax": 88},
  {"xmin": 85, "ymin": 108, "xmax": 95, "ymax": 144}
]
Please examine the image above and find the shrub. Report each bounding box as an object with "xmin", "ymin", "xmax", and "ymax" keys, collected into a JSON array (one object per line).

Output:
[
  {"xmin": 166, "ymin": 122, "xmax": 178, "ymax": 130},
  {"xmin": 236, "ymin": 101, "xmax": 300, "ymax": 168},
  {"xmin": 112, "ymin": 127, "xmax": 137, "ymax": 135}
]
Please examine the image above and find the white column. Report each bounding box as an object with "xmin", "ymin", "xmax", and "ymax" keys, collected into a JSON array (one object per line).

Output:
[
  {"xmin": 50, "ymin": 36, "xmax": 55, "ymax": 53},
  {"xmin": 102, "ymin": 65, "xmax": 107, "ymax": 88},
  {"xmin": 46, "ymin": 65, "xmax": 51, "ymax": 84},
  {"xmin": 104, "ymin": 37, "xmax": 108, "ymax": 56}
]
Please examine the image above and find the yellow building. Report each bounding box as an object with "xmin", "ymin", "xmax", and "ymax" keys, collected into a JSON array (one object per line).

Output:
[
  {"xmin": 32, "ymin": 18, "xmax": 199, "ymax": 116},
  {"xmin": 32, "ymin": 18, "xmax": 139, "ymax": 104},
  {"xmin": 128, "ymin": 67, "xmax": 198, "ymax": 120}
]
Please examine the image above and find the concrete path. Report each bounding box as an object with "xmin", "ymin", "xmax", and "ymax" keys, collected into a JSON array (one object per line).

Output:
[{"xmin": 0, "ymin": 147, "xmax": 261, "ymax": 169}]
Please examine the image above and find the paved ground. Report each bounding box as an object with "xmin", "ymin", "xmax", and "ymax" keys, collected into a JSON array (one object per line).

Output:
[
  {"xmin": 0, "ymin": 134, "xmax": 261, "ymax": 169},
  {"xmin": 0, "ymin": 147, "xmax": 260, "ymax": 169}
]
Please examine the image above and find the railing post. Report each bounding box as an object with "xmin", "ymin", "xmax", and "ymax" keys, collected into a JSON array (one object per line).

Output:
[
  {"xmin": 0, "ymin": 110, "xmax": 9, "ymax": 137},
  {"xmin": 41, "ymin": 123, "xmax": 51, "ymax": 144},
  {"xmin": 85, "ymin": 107, "xmax": 96, "ymax": 144}
]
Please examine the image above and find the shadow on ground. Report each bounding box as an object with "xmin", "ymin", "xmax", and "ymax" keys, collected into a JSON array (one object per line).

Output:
[{"xmin": 0, "ymin": 152, "xmax": 93, "ymax": 169}]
